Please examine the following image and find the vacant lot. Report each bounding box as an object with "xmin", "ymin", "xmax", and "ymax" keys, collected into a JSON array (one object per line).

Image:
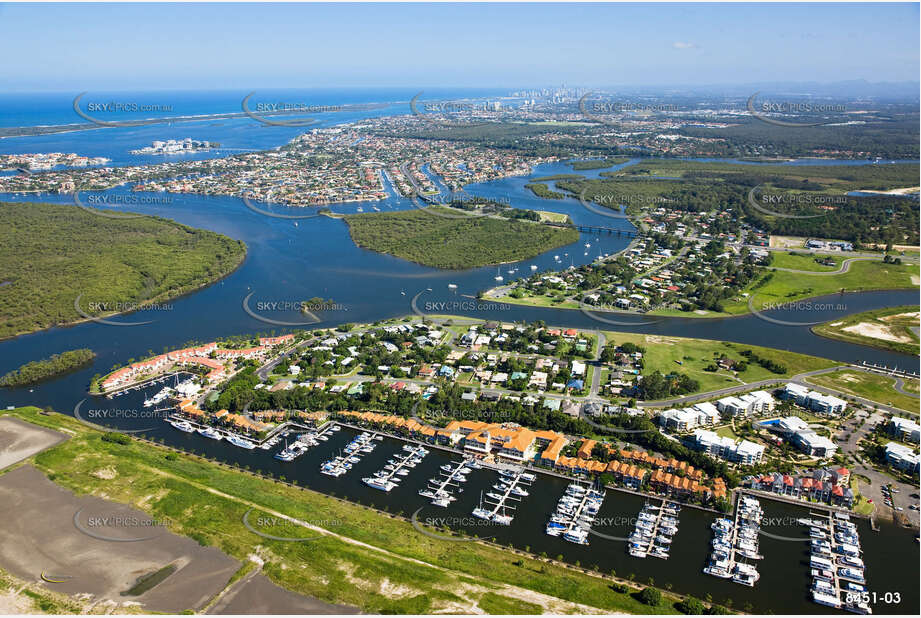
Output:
[
  {"xmin": 0, "ymin": 464, "xmax": 239, "ymax": 613},
  {"xmin": 0, "ymin": 416, "xmax": 69, "ymax": 470}
]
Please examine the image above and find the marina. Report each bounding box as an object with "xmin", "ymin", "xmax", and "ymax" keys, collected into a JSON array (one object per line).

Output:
[
  {"xmin": 472, "ymin": 467, "xmax": 535, "ymax": 525},
  {"xmin": 545, "ymin": 482, "xmax": 606, "ymax": 545},
  {"xmin": 321, "ymin": 431, "xmax": 378, "ymax": 477},
  {"xmin": 627, "ymin": 500, "xmax": 680, "ymax": 559},
  {"xmin": 419, "ymin": 457, "xmax": 471, "ymax": 506},
  {"xmin": 363, "ymin": 443, "xmax": 428, "ymax": 491},
  {"xmin": 807, "ymin": 510, "xmax": 872, "ymax": 614},
  {"xmin": 704, "ymin": 495, "xmax": 763, "ymax": 587}
]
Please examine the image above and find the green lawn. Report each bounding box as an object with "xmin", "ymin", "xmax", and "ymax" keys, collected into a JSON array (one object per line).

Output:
[
  {"xmin": 5, "ymin": 406, "xmax": 680, "ymax": 615},
  {"xmin": 805, "ymin": 370, "xmax": 920, "ymax": 415},
  {"xmin": 769, "ymin": 252, "xmax": 843, "ymax": 272},
  {"xmin": 602, "ymin": 332, "xmax": 840, "ymax": 396},
  {"xmin": 722, "ymin": 259, "xmax": 919, "ymax": 315}
]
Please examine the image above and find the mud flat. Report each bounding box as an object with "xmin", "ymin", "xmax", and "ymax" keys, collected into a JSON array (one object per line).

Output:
[
  {"xmin": 208, "ymin": 571, "xmax": 359, "ymax": 615},
  {"xmin": 0, "ymin": 465, "xmax": 240, "ymax": 613},
  {"xmin": 0, "ymin": 416, "xmax": 69, "ymax": 470}
]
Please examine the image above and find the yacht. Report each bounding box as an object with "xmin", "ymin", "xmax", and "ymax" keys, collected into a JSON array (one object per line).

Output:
[
  {"xmin": 197, "ymin": 426, "xmax": 223, "ymax": 440},
  {"xmin": 227, "ymin": 435, "xmax": 256, "ymax": 449},
  {"xmin": 363, "ymin": 476, "xmax": 396, "ymax": 492},
  {"xmin": 169, "ymin": 419, "xmax": 195, "ymax": 433}
]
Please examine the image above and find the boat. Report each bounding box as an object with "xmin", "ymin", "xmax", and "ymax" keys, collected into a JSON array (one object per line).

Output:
[
  {"xmin": 226, "ymin": 435, "xmax": 256, "ymax": 449},
  {"xmin": 197, "ymin": 426, "xmax": 223, "ymax": 440},
  {"xmin": 812, "ymin": 591, "xmax": 842, "ymax": 609},
  {"xmin": 432, "ymin": 497, "xmax": 451, "ymax": 508},
  {"xmin": 491, "ymin": 512, "xmax": 513, "ymax": 525},
  {"xmin": 472, "ymin": 507, "xmax": 492, "ymax": 520},
  {"xmin": 363, "ymin": 476, "xmax": 396, "ymax": 492},
  {"xmin": 563, "ymin": 528, "xmax": 589, "ymax": 545},
  {"xmin": 169, "ymin": 419, "xmax": 195, "ymax": 433}
]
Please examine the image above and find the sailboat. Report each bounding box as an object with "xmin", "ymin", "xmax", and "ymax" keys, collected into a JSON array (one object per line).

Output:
[{"xmin": 494, "ymin": 267, "xmax": 503, "ymax": 282}]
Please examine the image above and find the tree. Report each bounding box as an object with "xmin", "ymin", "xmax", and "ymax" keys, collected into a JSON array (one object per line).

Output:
[
  {"xmin": 678, "ymin": 596, "xmax": 705, "ymax": 614},
  {"xmin": 638, "ymin": 587, "xmax": 661, "ymax": 606}
]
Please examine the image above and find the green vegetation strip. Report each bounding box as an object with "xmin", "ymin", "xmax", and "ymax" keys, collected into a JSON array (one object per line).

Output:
[
  {"xmin": 0, "ymin": 349, "xmax": 95, "ymax": 387},
  {"xmin": 0, "ymin": 202, "xmax": 246, "ymax": 339},
  {"xmin": 343, "ymin": 207, "xmax": 578, "ymax": 269},
  {"xmin": 8, "ymin": 407, "xmax": 681, "ymax": 615}
]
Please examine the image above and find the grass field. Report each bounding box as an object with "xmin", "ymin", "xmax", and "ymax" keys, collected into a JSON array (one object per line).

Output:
[
  {"xmin": 811, "ymin": 305, "xmax": 919, "ymax": 356},
  {"xmin": 805, "ymin": 370, "xmax": 920, "ymax": 415},
  {"xmin": 721, "ymin": 259, "xmax": 919, "ymax": 315},
  {"xmin": 768, "ymin": 252, "xmax": 843, "ymax": 272},
  {"xmin": 4, "ymin": 406, "xmax": 683, "ymax": 615},
  {"xmin": 601, "ymin": 332, "xmax": 840, "ymax": 396}
]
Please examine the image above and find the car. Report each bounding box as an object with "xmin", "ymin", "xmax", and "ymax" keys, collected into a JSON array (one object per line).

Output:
[{"xmin": 896, "ymin": 507, "xmax": 904, "ymax": 511}]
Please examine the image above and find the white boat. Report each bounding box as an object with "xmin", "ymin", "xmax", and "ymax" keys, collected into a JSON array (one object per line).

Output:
[
  {"xmin": 363, "ymin": 476, "xmax": 396, "ymax": 492},
  {"xmin": 227, "ymin": 435, "xmax": 256, "ymax": 449},
  {"xmin": 169, "ymin": 419, "xmax": 195, "ymax": 433},
  {"xmin": 197, "ymin": 427, "xmax": 223, "ymax": 440}
]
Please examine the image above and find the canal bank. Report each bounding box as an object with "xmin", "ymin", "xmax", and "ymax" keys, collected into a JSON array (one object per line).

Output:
[{"xmin": 45, "ymin": 391, "xmax": 921, "ymax": 615}]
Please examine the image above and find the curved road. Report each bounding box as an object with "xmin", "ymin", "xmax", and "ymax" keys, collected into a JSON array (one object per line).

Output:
[
  {"xmin": 639, "ymin": 365, "xmax": 917, "ymax": 415},
  {"xmin": 768, "ymin": 256, "xmax": 883, "ymax": 276}
]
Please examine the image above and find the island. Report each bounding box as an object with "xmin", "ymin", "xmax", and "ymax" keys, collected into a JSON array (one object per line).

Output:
[
  {"xmin": 342, "ymin": 206, "xmax": 579, "ymax": 269},
  {"xmin": 0, "ymin": 348, "xmax": 96, "ymax": 387},
  {"xmin": 130, "ymin": 138, "xmax": 218, "ymax": 155},
  {"xmin": 0, "ymin": 202, "xmax": 247, "ymax": 339},
  {"xmin": 812, "ymin": 305, "xmax": 920, "ymax": 356}
]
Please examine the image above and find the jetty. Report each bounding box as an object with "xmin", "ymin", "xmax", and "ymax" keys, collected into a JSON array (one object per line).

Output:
[
  {"xmin": 420, "ymin": 458, "xmax": 471, "ymax": 506},
  {"xmin": 363, "ymin": 444, "xmax": 428, "ymax": 491},
  {"xmin": 546, "ymin": 482, "xmax": 605, "ymax": 545},
  {"xmin": 806, "ymin": 509, "xmax": 870, "ymax": 613},
  {"xmin": 473, "ymin": 468, "xmax": 535, "ymax": 525},
  {"xmin": 627, "ymin": 499, "xmax": 679, "ymax": 559}
]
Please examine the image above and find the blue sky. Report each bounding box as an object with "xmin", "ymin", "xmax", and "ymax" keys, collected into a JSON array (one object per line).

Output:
[{"xmin": 1, "ymin": 2, "xmax": 918, "ymax": 91}]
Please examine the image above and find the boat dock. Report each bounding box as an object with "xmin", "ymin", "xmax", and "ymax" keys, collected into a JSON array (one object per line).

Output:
[
  {"xmin": 363, "ymin": 444, "xmax": 428, "ymax": 491},
  {"xmin": 805, "ymin": 509, "xmax": 870, "ymax": 613},
  {"xmin": 627, "ymin": 499, "xmax": 679, "ymax": 559},
  {"xmin": 546, "ymin": 482, "xmax": 605, "ymax": 545},
  {"xmin": 703, "ymin": 494, "xmax": 762, "ymax": 586},
  {"xmin": 420, "ymin": 458, "xmax": 471, "ymax": 506},
  {"xmin": 321, "ymin": 431, "xmax": 379, "ymax": 477},
  {"xmin": 473, "ymin": 468, "xmax": 535, "ymax": 525}
]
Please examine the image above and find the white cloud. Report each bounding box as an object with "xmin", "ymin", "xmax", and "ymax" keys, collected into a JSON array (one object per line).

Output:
[{"xmin": 672, "ymin": 41, "xmax": 698, "ymax": 49}]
